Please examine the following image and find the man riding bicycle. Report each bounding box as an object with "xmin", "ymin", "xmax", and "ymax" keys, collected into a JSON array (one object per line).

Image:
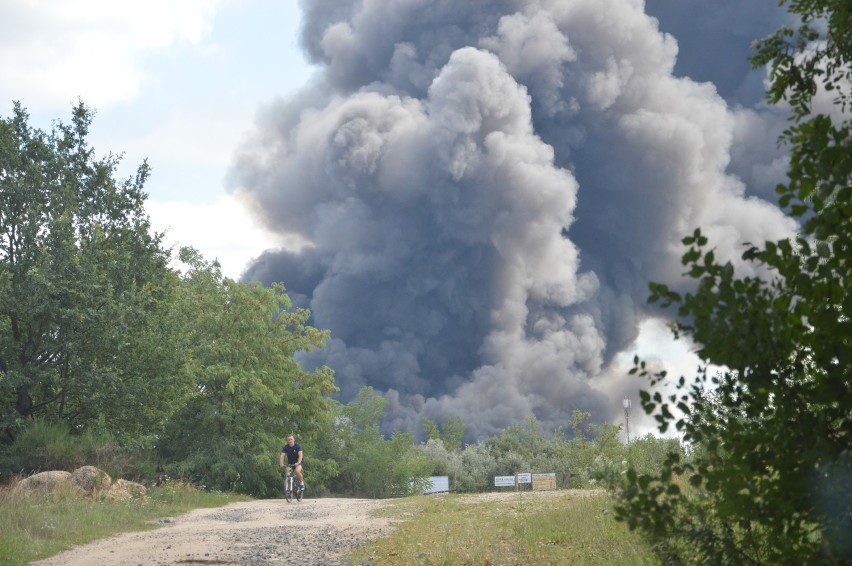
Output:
[{"xmin": 280, "ymin": 434, "xmax": 305, "ymax": 493}]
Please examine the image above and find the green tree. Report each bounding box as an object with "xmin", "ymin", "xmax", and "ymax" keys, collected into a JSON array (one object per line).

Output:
[
  {"xmin": 421, "ymin": 414, "xmax": 467, "ymax": 451},
  {"xmin": 617, "ymin": 1, "xmax": 850, "ymax": 563},
  {"xmin": 421, "ymin": 416, "xmax": 440, "ymax": 442},
  {"xmin": 157, "ymin": 250, "xmax": 337, "ymax": 496},
  {"xmin": 0, "ymin": 102, "xmax": 183, "ymax": 443},
  {"xmin": 440, "ymin": 415, "xmax": 467, "ymax": 452},
  {"xmin": 318, "ymin": 386, "xmax": 429, "ymax": 497}
]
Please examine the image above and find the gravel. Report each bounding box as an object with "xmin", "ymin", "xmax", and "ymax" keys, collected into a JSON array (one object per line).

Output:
[{"xmin": 31, "ymin": 497, "xmax": 395, "ymax": 566}]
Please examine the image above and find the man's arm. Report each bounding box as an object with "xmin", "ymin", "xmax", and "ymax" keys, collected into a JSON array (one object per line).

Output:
[
  {"xmin": 297, "ymin": 449, "xmax": 303, "ymax": 465},
  {"xmin": 279, "ymin": 451, "xmax": 285, "ymax": 467}
]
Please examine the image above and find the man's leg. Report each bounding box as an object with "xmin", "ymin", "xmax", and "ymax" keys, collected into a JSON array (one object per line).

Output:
[{"xmin": 295, "ymin": 464, "xmax": 305, "ymax": 489}]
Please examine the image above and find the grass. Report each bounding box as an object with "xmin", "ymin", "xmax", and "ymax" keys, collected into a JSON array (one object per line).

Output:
[
  {"xmin": 0, "ymin": 480, "xmax": 252, "ymax": 565},
  {"xmin": 350, "ymin": 490, "xmax": 659, "ymax": 566},
  {"xmin": 1, "ymin": 484, "xmax": 659, "ymax": 565}
]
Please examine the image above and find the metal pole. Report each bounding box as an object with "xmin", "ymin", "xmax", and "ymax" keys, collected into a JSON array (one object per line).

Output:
[{"xmin": 623, "ymin": 398, "xmax": 631, "ymax": 444}]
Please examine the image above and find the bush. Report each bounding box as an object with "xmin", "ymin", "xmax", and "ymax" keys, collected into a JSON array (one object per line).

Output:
[{"xmin": 0, "ymin": 420, "xmax": 157, "ymax": 482}]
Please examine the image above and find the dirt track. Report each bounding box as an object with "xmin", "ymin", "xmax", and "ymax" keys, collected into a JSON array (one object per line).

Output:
[{"xmin": 31, "ymin": 497, "xmax": 394, "ymax": 566}]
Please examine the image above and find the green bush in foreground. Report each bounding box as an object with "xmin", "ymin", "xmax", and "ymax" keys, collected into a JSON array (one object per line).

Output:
[
  {"xmin": 618, "ymin": 1, "xmax": 850, "ymax": 563},
  {"xmin": 0, "ymin": 420, "xmax": 157, "ymax": 481}
]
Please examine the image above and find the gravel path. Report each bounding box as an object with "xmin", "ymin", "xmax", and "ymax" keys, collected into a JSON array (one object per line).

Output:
[{"xmin": 31, "ymin": 497, "xmax": 394, "ymax": 566}]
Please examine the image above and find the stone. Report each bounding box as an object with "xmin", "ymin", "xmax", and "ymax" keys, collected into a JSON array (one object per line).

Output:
[
  {"xmin": 108, "ymin": 478, "xmax": 148, "ymax": 501},
  {"xmin": 70, "ymin": 465, "xmax": 112, "ymax": 495},
  {"xmin": 13, "ymin": 470, "xmax": 72, "ymax": 494}
]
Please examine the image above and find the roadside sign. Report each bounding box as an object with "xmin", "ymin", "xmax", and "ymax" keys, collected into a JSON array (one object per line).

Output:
[
  {"xmin": 494, "ymin": 473, "xmax": 533, "ymax": 487},
  {"xmin": 532, "ymin": 473, "xmax": 556, "ymax": 491},
  {"xmin": 423, "ymin": 476, "xmax": 449, "ymax": 494}
]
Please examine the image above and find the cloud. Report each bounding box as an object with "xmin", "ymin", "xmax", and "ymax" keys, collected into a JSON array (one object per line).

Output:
[
  {"xmin": 146, "ymin": 194, "xmax": 284, "ymax": 280},
  {"xmin": 0, "ymin": 0, "xmax": 222, "ymax": 111},
  {"xmin": 230, "ymin": 0, "xmax": 798, "ymax": 439}
]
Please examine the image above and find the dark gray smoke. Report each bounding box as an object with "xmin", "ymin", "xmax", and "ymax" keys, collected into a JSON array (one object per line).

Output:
[{"xmin": 229, "ymin": 0, "xmax": 797, "ymax": 439}]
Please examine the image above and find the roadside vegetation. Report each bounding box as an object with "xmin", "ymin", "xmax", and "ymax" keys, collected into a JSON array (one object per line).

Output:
[
  {"xmin": 0, "ymin": 480, "xmax": 250, "ymax": 565},
  {"xmin": 352, "ymin": 491, "xmax": 658, "ymax": 566},
  {"xmin": 617, "ymin": 1, "xmax": 850, "ymax": 563},
  {"xmin": 1, "ymin": 0, "xmax": 847, "ymax": 564}
]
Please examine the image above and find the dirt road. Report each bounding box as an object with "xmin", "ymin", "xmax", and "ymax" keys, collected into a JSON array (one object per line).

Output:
[{"xmin": 31, "ymin": 497, "xmax": 394, "ymax": 566}]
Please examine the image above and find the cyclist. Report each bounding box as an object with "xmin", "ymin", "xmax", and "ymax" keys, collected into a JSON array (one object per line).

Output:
[{"xmin": 280, "ymin": 434, "xmax": 305, "ymax": 493}]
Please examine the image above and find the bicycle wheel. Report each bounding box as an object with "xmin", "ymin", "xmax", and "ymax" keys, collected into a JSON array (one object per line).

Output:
[
  {"xmin": 285, "ymin": 478, "xmax": 292, "ymax": 503},
  {"xmin": 296, "ymin": 484, "xmax": 303, "ymax": 502}
]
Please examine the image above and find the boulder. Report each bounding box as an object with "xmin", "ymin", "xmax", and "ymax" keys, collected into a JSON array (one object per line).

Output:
[
  {"xmin": 70, "ymin": 466, "xmax": 112, "ymax": 495},
  {"xmin": 13, "ymin": 470, "xmax": 72, "ymax": 494},
  {"xmin": 107, "ymin": 478, "xmax": 148, "ymax": 501}
]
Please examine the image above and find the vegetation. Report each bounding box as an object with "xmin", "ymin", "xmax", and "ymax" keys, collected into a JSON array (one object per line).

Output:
[
  {"xmin": 1, "ymin": 419, "xmax": 157, "ymax": 481},
  {"xmin": 6, "ymin": 2, "xmax": 845, "ymax": 562},
  {"xmin": 617, "ymin": 1, "xmax": 850, "ymax": 564},
  {"xmin": 0, "ymin": 102, "xmax": 338, "ymax": 498},
  {"xmin": 314, "ymin": 386, "xmax": 432, "ymax": 498},
  {"xmin": 0, "ymin": 103, "xmax": 683, "ymax": 566},
  {"xmin": 156, "ymin": 249, "xmax": 336, "ymax": 496},
  {"xmin": 0, "ymin": 479, "xmax": 251, "ymax": 565},
  {"xmin": 0, "ymin": 101, "xmax": 182, "ymax": 441},
  {"xmin": 352, "ymin": 491, "xmax": 659, "ymax": 566}
]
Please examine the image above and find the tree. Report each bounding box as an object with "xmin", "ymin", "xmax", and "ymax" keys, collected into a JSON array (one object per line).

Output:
[
  {"xmin": 157, "ymin": 250, "xmax": 337, "ymax": 496},
  {"xmin": 617, "ymin": 1, "xmax": 850, "ymax": 563},
  {"xmin": 440, "ymin": 416, "xmax": 467, "ymax": 452},
  {"xmin": 317, "ymin": 386, "xmax": 430, "ymax": 497},
  {"xmin": 0, "ymin": 102, "xmax": 184, "ymax": 442},
  {"xmin": 421, "ymin": 414, "xmax": 467, "ymax": 451}
]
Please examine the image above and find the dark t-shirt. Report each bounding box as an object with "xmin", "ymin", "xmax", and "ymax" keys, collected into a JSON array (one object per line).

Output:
[{"xmin": 282, "ymin": 442, "xmax": 302, "ymax": 465}]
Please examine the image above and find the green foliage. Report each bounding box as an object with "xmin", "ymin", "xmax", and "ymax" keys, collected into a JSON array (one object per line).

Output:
[
  {"xmin": 360, "ymin": 430, "xmax": 429, "ymax": 498},
  {"xmin": 413, "ymin": 412, "xmax": 682, "ymax": 493},
  {"xmin": 0, "ymin": 102, "xmax": 185, "ymax": 441},
  {"xmin": 156, "ymin": 251, "xmax": 337, "ymax": 497},
  {"xmin": 421, "ymin": 415, "xmax": 467, "ymax": 451},
  {"xmin": 483, "ymin": 416, "xmax": 548, "ymax": 474},
  {"xmin": 625, "ymin": 433, "xmax": 684, "ymax": 478},
  {"xmin": 0, "ymin": 420, "xmax": 157, "ymax": 481},
  {"xmin": 315, "ymin": 387, "xmax": 431, "ymax": 497},
  {"xmin": 618, "ymin": 2, "xmax": 851, "ymax": 563},
  {"xmin": 751, "ymin": 0, "xmax": 851, "ymax": 118},
  {"xmin": 0, "ymin": 420, "xmax": 80, "ymax": 474}
]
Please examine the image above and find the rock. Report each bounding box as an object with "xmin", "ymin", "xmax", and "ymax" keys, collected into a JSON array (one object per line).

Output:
[
  {"xmin": 13, "ymin": 470, "xmax": 72, "ymax": 494},
  {"xmin": 107, "ymin": 478, "xmax": 148, "ymax": 501},
  {"xmin": 70, "ymin": 466, "xmax": 112, "ymax": 495}
]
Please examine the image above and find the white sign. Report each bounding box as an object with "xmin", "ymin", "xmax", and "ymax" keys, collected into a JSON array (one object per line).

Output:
[
  {"xmin": 423, "ymin": 476, "xmax": 450, "ymax": 494},
  {"xmin": 494, "ymin": 473, "xmax": 532, "ymax": 486}
]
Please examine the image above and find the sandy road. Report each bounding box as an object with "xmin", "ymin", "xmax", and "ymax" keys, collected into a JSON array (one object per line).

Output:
[{"xmin": 31, "ymin": 497, "xmax": 394, "ymax": 566}]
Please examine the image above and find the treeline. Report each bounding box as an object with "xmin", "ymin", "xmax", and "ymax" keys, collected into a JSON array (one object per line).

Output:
[
  {"xmin": 0, "ymin": 102, "xmax": 334, "ymax": 495},
  {"xmin": 0, "ymin": 102, "xmax": 679, "ymax": 500},
  {"xmin": 310, "ymin": 387, "xmax": 682, "ymax": 497}
]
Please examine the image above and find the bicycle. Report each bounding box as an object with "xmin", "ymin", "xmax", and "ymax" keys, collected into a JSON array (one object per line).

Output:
[{"xmin": 284, "ymin": 465, "xmax": 304, "ymax": 503}]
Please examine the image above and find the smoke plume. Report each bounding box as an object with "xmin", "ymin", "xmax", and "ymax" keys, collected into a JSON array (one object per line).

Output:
[{"xmin": 229, "ymin": 0, "xmax": 798, "ymax": 439}]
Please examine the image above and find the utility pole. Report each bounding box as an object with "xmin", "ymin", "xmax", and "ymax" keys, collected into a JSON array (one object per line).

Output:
[{"xmin": 623, "ymin": 398, "xmax": 631, "ymax": 444}]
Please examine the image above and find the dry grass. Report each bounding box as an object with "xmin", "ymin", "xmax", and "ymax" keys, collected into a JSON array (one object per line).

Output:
[
  {"xmin": 350, "ymin": 489, "xmax": 659, "ymax": 565},
  {"xmin": 0, "ymin": 477, "xmax": 250, "ymax": 565}
]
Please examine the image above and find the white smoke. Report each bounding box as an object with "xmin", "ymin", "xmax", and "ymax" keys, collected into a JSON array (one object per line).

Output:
[{"xmin": 229, "ymin": 0, "xmax": 798, "ymax": 439}]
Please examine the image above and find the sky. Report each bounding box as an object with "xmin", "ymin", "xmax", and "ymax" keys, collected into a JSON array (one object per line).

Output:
[
  {"xmin": 1, "ymin": 0, "xmax": 801, "ymax": 440},
  {"xmin": 1, "ymin": 0, "xmax": 311, "ymax": 278}
]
